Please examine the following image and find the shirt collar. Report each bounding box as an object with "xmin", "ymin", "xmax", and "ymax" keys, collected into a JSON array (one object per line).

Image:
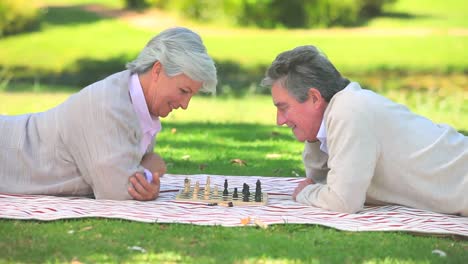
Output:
[
  {"xmin": 129, "ymin": 74, "xmax": 161, "ymax": 135},
  {"xmin": 316, "ymin": 119, "xmax": 328, "ymax": 154},
  {"xmin": 315, "ymin": 82, "xmax": 358, "ymax": 154}
]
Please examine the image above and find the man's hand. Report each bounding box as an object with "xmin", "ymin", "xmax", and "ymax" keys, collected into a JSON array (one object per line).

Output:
[
  {"xmin": 292, "ymin": 178, "xmax": 314, "ymax": 201},
  {"xmin": 128, "ymin": 171, "xmax": 161, "ymax": 201}
]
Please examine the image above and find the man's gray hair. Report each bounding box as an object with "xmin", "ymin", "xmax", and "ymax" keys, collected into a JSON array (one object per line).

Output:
[
  {"xmin": 126, "ymin": 27, "xmax": 217, "ymax": 94},
  {"xmin": 261, "ymin": 45, "xmax": 349, "ymax": 102}
]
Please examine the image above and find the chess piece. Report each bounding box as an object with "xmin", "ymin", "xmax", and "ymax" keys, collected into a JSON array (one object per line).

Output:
[
  {"xmin": 194, "ymin": 181, "xmax": 200, "ymax": 193},
  {"xmin": 193, "ymin": 181, "xmax": 200, "ymax": 199},
  {"xmin": 184, "ymin": 177, "xmax": 190, "ymax": 193},
  {"xmin": 223, "ymin": 179, "xmax": 229, "ymax": 196},
  {"xmin": 213, "ymin": 185, "xmax": 219, "ymax": 196},
  {"xmin": 255, "ymin": 179, "xmax": 262, "ymax": 202},
  {"xmin": 204, "ymin": 177, "xmax": 210, "ymax": 197},
  {"xmin": 243, "ymin": 183, "xmax": 250, "ymax": 202},
  {"xmin": 233, "ymin": 187, "xmax": 238, "ymax": 199}
]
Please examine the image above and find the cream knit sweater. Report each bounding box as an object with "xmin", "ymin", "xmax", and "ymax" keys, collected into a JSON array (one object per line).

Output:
[{"xmin": 297, "ymin": 83, "xmax": 468, "ymax": 216}]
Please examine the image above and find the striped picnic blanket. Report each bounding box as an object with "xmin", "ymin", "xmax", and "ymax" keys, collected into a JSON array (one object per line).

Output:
[{"xmin": 1, "ymin": 174, "xmax": 467, "ymax": 237}]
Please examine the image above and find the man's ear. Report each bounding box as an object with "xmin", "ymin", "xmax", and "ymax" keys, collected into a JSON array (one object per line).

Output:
[{"xmin": 307, "ymin": 88, "xmax": 324, "ymax": 107}]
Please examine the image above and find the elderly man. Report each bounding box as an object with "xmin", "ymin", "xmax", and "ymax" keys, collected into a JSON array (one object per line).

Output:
[
  {"xmin": 0, "ymin": 27, "xmax": 217, "ymax": 201},
  {"xmin": 262, "ymin": 45, "xmax": 467, "ymax": 215}
]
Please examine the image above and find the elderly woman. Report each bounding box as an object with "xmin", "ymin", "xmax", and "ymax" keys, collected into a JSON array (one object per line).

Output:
[{"xmin": 0, "ymin": 27, "xmax": 217, "ymax": 201}]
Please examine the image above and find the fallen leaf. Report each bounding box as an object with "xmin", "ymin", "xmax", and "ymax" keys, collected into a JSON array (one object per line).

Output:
[
  {"xmin": 230, "ymin": 158, "xmax": 247, "ymax": 166},
  {"xmin": 254, "ymin": 218, "xmax": 269, "ymax": 229},
  {"xmin": 240, "ymin": 216, "xmax": 251, "ymax": 225},
  {"xmin": 171, "ymin": 128, "xmax": 177, "ymax": 134},
  {"xmin": 181, "ymin": 155, "xmax": 191, "ymax": 160},
  {"xmin": 79, "ymin": 226, "xmax": 93, "ymax": 232},
  {"xmin": 71, "ymin": 258, "xmax": 84, "ymax": 264},
  {"xmin": 271, "ymin": 131, "xmax": 280, "ymax": 137},
  {"xmin": 266, "ymin": 153, "xmax": 282, "ymax": 159},
  {"xmin": 128, "ymin": 246, "xmax": 147, "ymax": 253},
  {"xmin": 431, "ymin": 249, "xmax": 447, "ymax": 257},
  {"xmin": 273, "ymin": 168, "xmax": 283, "ymax": 175},
  {"xmin": 199, "ymin": 164, "xmax": 208, "ymax": 171}
]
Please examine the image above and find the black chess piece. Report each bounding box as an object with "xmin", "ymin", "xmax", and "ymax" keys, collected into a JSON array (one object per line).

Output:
[
  {"xmin": 243, "ymin": 184, "xmax": 250, "ymax": 202},
  {"xmin": 233, "ymin": 188, "xmax": 238, "ymax": 198},
  {"xmin": 255, "ymin": 179, "xmax": 262, "ymax": 202},
  {"xmin": 223, "ymin": 179, "xmax": 229, "ymax": 196}
]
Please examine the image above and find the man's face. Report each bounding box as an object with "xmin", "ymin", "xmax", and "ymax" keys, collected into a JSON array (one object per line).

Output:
[
  {"xmin": 146, "ymin": 65, "xmax": 203, "ymax": 118},
  {"xmin": 271, "ymin": 82, "xmax": 327, "ymax": 142}
]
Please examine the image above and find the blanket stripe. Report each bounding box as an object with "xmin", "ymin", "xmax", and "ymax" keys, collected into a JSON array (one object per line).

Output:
[{"xmin": 1, "ymin": 174, "xmax": 467, "ymax": 237}]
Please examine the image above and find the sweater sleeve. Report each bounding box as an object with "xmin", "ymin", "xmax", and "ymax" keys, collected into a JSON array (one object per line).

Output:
[
  {"xmin": 297, "ymin": 98, "xmax": 380, "ymax": 213},
  {"xmin": 302, "ymin": 141, "xmax": 329, "ymax": 184},
  {"xmin": 61, "ymin": 78, "xmax": 145, "ymax": 200}
]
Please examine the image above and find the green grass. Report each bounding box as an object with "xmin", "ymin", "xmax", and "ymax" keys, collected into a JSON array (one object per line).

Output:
[
  {"xmin": 1, "ymin": 90, "xmax": 467, "ymax": 263},
  {"xmin": 0, "ymin": 0, "xmax": 467, "ymax": 84},
  {"xmin": 1, "ymin": 19, "xmax": 466, "ymax": 73},
  {"xmin": 367, "ymin": 0, "xmax": 468, "ymax": 28},
  {"xmin": 1, "ymin": 220, "xmax": 467, "ymax": 263},
  {"xmin": 1, "ymin": 0, "xmax": 468, "ymax": 262}
]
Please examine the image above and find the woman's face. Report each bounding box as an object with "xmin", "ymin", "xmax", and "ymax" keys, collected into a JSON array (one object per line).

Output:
[{"xmin": 145, "ymin": 63, "xmax": 203, "ymax": 118}]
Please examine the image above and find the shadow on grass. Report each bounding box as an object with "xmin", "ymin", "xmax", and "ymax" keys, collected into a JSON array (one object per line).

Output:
[
  {"xmin": 378, "ymin": 11, "xmax": 434, "ymax": 20},
  {"xmin": 3, "ymin": 57, "xmax": 269, "ymax": 96},
  {"xmin": 1, "ymin": 5, "xmax": 113, "ymax": 39},
  {"xmin": 42, "ymin": 5, "xmax": 107, "ymax": 26}
]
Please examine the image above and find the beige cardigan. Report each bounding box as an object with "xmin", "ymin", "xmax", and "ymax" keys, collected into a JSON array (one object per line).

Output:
[
  {"xmin": 0, "ymin": 71, "xmax": 148, "ymax": 199},
  {"xmin": 297, "ymin": 83, "xmax": 468, "ymax": 216}
]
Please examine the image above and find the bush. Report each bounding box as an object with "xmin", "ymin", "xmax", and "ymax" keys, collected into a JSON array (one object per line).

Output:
[
  {"xmin": 0, "ymin": 0, "xmax": 41, "ymax": 37},
  {"xmin": 135, "ymin": 0, "xmax": 396, "ymax": 28}
]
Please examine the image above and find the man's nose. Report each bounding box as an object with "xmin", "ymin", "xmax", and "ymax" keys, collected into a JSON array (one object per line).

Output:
[{"xmin": 277, "ymin": 110, "xmax": 286, "ymax": 126}]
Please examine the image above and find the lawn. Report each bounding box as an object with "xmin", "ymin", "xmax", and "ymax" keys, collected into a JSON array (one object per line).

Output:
[
  {"xmin": 1, "ymin": 92, "xmax": 467, "ymax": 263},
  {"xmin": 1, "ymin": 0, "xmax": 467, "ymax": 263}
]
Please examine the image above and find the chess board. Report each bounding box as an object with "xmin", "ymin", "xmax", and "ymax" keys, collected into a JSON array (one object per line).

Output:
[{"xmin": 175, "ymin": 188, "xmax": 268, "ymax": 206}]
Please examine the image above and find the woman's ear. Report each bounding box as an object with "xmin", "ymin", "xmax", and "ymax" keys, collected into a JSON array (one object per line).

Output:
[{"xmin": 151, "ymin": 61, "xmax": 161, "ymax": 80}]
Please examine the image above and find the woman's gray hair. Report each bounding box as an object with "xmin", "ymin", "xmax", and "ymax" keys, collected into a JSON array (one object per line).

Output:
[
  {"xmin": 261, "ymin": 45, "xmax": 349, "ymax": 102},
  {"xmin": 126, "ymin": 27, "xmax": 217, "ymax": 94}
]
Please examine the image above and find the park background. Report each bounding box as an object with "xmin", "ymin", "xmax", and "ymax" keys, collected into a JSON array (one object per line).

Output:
[{"xmin": 0, "ymin": 0, "xmax": 467, "ymax": 263}]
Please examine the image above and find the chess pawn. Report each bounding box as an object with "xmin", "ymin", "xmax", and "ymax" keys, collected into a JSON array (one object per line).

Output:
[
  {"xmin": 193, "ymin": 181, "xmax": 200, "ymax": 199},
  {"xmin": 256, "ymin": 179, "xmax": 261, "ymax": 194},
  {"xmin": 204, "ymin": 183, "xmax": 210, "ymax": 198},
  {"xmin": 194, "ymin": 181, "xmax": 200, "ymax": 193},
  {"xmin": 223, "ymin": 179, "xmax": 229, "ymax": 196},
  {"xmin": 213, "ymin": 185, "xmax": 219, "ymax": 196},
  {"xmin": 233, "ymin": 188, "xmax": 238, "ymax": 199},
  {"xmin": 206, "ymin": 176, "xmax": 211, "ymax": 187},
  {"xmin": 184, "ymin": 178, "xmax": 190, "ymax": 193}
]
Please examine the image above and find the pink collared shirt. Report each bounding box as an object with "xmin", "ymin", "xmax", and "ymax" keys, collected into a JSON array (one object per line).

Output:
[{"xmin": 129, "ymin": 74, "xmax": 162, "ymax": 182}]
